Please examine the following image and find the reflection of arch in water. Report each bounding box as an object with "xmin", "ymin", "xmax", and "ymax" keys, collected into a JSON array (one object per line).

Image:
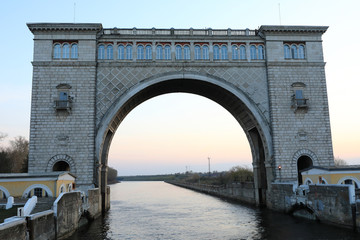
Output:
[{"xmin": 95, "ymin": 72, "xmax": 273, "ymax": 207}]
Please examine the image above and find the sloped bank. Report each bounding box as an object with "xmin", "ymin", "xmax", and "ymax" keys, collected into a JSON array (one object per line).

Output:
[{"xmin": 166, "ymin": 181, "xmax": 256, "ymax": 205}]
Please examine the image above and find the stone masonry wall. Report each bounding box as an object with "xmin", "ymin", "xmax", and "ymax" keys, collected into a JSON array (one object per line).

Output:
[
  {"xmin": 96, "ymin": 63, "xmax": 269, "ymax": 127},
  {"xmin": 265, "ymin": 30, "xmax": 334, "ymax": 181},
  {"xmin": 267, "ymin": 64, "xmax": 334, "ymax": 179},
  {"xmin": 28, "ymin": 25, "xmax": 99, "ymax": 188},
  {"xmin": 28, "ymin": 64, "xmax": 96, "ymax": 186}
]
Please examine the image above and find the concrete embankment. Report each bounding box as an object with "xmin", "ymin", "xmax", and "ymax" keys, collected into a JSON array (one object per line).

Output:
[
  {"xmin": 168, "ymin": 181, "xmax": 360, "ymax": 231},
  {"xmin": 268, "ymin": 183, "xmax": 360, "ymax": 231},
  {"xmin": 166, "ymin": 181, "xmax": 256, "ymax": 205},
  {"xmin": 0, "ymin": 186, "xmax": 109, "ymax": 240}
]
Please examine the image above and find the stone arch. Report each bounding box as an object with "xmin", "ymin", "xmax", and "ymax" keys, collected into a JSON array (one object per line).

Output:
[
  {"xmin": 0, "ymin": 186, "xmax": 10, "ymax": 199},
  {"xmin": 46, "ymin": 154, "xmax": 76, "ymax": 173},
  {"xmin": 293, "ymin": 149, "xmax": 318, "ymax": 184},
  {"xmin": 304, "ymin": 177, "xmax": 313, "ymax": 185},
  {"xmin": 318, "ymin": 177, "xmax": 328, "ymax": 184},
  {"xmin": 22, "ymin": 184, "xmax": 53, "ymax": 198},
  {"xmin": 292, "ymin": 149, "xmax": 318, "ymax": 166},
  {"xmin": 95, "ymin": 71, "xmax": 273, "ymax": 207},
  {"xmin": 337, "ymin": 176, "xmax": 360, "ymax": 188}
]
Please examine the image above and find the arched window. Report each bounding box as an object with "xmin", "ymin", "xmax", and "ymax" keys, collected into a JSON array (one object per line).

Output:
[
  {"xmin": 250, "ymin": 45, "xmax": 257, "ymax": 60},
  {"xmin": 202, "ymin": 45, "xmax": 209, "ymax": 60},
  {"xmin": 258, "ymin": 45, "xmax": 264, "ymax": 60},
  {"xmin": 60, "ymin": 185, "xmax": 65, "ymax": 193},
  {"xmin": 304, "ymin": 179, "xmax": 313, "ymax": 185},
  {"xmin": 156, "ymin": 45, "xmax": 163, "ymax": 60},
  {"xmin": 239, "ymin": 45, "xmax": 246, "ymax": 60},
  {"xmin": 284, "ymin": 45, "xmax": 291, "ymax": 59},
  {"xmin": 118, "ymin": 45, "xmax": 125, "ymax": 60},
  {"xmin": 106, "ymin": 45, "xmax": 113, "ymax": 60},
  {"xmin": 213, "ymin": 45, "xmax": 220, "ymax": 60},
  {"xmin": 194, "ymin": 45, "xmax": 201, "ymax": 60},
  {"xmin": 68, "ymin": 184, "xmax": 73, "ymax": 192},
  {"xmin": 145, "ymin": 45, "xmax": 152, "ymax": 60},
  {"xmin": 164, "ymin": 45, "xmax": 171, "ymax": 60},
  {"xmin": 221, "ymin": 45, "xmax": 228, "ymax": 60},
  {"xmin": 137, "ymin": 45, "xmax": 144, "ymax": 60},
  {"xmin": 62, "ymin": 44, "xmax": 70, "ymax": 59},
  {"xmin": 126, "ymin": 45, "xmax": 132, "ymax": 59},
  {"xmin": 232, "ymin": 45, "xmax": 239, "ymax": 60},
  {"xmin": 175, "ymin": 45, "xmax": 182, "ymax": 60},
  {"xmin": 298, "ymin": 45, "xmax": 305, "ymax": 59},
  {"xmin": 53, "ymin": 160, "xmax": 70, "ymax": 171},
  {"xmin": 291, "ymin": 45, "xmax": 298, "ymax": 59},
  {"xmin": 71, "ymin": 44, "xmax": 78, "ymax": 59},
  {"xmin": 343, "ymin": 179, "xmax": 359, "ymax": 188},
  {"xmin": 98, "ymin": 45, "xmax": 105, "ymax": 59},
  {"xmin": 184, "ymin": 45, "xmax": 190, "ymax": 60},
  {"xmin": 54, "ymin": 44, "xmax": 61, "ymax": 59}
]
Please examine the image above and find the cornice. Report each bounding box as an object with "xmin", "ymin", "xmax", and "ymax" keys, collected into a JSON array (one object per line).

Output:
[
  {"xmin": 258, "ymin": 25, "xmax": 328, "ymax": 34},
  {"xmin": 32, "ymin": 61, "xmax": 97, "ymax": 67},
  {"xmin": 266, "ymin": 61, "xmax": 326, "ymax": 67},
  {"xmin": 27, "ymin": 23, "xmax": 103, "ymax": 33}
]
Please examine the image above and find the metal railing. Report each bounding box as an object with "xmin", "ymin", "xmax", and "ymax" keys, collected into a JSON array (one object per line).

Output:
[
  {"xmin": 292, "ymin": 97, "xmax": 308, "ymax": 109},
  {"xmin": 54, "ymin": 100, "xmax": 72, "ymax": 110}
]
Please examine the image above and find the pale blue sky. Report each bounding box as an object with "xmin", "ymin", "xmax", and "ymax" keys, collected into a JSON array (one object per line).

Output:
[{"xmin": 0, "ymin": 0, "xmax": 359, "ymax": 175}]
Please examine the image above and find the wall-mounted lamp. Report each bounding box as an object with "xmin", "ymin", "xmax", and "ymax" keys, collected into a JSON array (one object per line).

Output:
[{"xmin": 278, "ymin": 165, "xmax": 282, "ymax": 182}]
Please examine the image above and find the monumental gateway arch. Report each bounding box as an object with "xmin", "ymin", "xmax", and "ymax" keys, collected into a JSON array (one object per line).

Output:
[{"xmin": 27, "ymin": 23, "xmax": 334, "ymax": 206}]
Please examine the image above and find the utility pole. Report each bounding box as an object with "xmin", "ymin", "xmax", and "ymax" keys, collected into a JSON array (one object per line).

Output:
[{"xmin": 208, "ymin": 157, "xmax": 211, "ymax": 176}]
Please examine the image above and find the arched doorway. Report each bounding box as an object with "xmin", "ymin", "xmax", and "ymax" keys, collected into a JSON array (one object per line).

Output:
[
  {"xmin": 53, "ymin": 161, "xmax": 70, "ymax": 171},
  {"xmin": 96, "ymin": 73, "xmax": 273, "ymax": 210},
  {"xmin": 297, "ymin": 156, "xmax": 313, "ymax": 184}
]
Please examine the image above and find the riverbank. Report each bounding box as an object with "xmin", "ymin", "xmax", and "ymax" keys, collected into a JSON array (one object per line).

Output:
[{"xmin": 166, "ymin": 181, "xmax": 256, "ymax": 205}]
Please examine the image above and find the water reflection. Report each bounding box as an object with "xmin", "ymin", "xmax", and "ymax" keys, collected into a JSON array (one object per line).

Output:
[{"xmin": 67, "ymin": 182, "xmax": 359, "ymax": 240}]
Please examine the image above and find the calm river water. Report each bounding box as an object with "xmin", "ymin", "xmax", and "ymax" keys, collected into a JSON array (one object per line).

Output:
[{"xmin": 67, "ymin": 182, "xmax": 359, "ymax": 240}]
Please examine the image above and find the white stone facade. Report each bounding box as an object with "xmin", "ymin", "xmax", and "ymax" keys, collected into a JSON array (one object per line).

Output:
[{"xmin": 27, "ymin": 23, "xmax": 334, "ymax": 203}]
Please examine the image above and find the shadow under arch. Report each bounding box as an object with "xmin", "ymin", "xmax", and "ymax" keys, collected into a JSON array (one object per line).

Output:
[{"xmin": 95, "ymin": 72, "xmax": 274, "ymax": 209}]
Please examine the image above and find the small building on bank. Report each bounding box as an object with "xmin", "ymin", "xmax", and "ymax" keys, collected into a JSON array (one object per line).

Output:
[
  {"xmin": 0, "ymin": 172, "xmax": 76, "ymax": 199},
  {"xmin": 301, "ymin": 165, "xmax": 360, "ymax": 188}
]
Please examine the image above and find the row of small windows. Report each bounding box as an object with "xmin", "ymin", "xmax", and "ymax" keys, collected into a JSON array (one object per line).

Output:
[
  {"xmin": 98, "ymin": 44, "xmax": 265, "ymax": 60},
  {"xmin": 54, "ymin": 43, "xmax": 78, "ymax": 59},
  {"xmin": 284, "ymin": 44, "xmax": 305, "ymax": 59}
]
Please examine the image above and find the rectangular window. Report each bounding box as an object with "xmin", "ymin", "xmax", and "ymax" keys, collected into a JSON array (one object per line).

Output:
[{"xmin": 34, "ymin": 188, "xmax": 43, "ymax": 198}]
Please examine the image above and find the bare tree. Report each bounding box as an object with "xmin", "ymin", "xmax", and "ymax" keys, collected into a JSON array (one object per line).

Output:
[
  {"xmin": 0, "ymin": 135, "xmax": 28, "ymax": 173},
  {"xmin": 334, "ymin": 157, "xmax": 347, "ymax": 167},
  {"xmin": 0, "ymin": 132, "xmax": 7, "ymax": 142}
]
